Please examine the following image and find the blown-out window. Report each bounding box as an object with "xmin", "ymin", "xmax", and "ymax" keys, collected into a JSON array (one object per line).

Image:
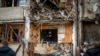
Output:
[
  {"xmin": 1, "ymin": 0, "xmax": 26, "ymax": 7},
  {"xmin": 1, "ymin": 0, "xmax": 18, "ymax": 7},
  {"xmin": 40, "ymin": 29, "xmax": 58, "ymax": 42}
]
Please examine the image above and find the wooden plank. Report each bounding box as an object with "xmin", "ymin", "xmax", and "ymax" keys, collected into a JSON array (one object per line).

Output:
[
  {"xmin": 10, "ymin": 30, "xmax": 13, "ymax": 43},
  {"xmin": 64, "ymin": 23, "xmax": 72, "ymax": 43},
  {"xmin": 16, "ymin": 44, "xmax": 21, "ymax": 54}
]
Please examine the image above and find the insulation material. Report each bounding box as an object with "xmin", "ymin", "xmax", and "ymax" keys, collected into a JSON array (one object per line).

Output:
[{"xmin": 30, "ymin": 0, "xmax": 75, "ymax": 21}]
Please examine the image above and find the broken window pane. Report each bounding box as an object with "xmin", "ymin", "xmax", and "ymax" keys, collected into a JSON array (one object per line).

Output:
[{"xmin": 19, "ymin": 0, "xmax": 26, "ymax": 6}]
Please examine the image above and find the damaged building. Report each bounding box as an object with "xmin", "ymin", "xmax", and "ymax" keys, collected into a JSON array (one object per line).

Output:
[
  {"xmin": 0, "ymin": 0, "xmax": 100, "ymax": 56},
  {"xmin": 79, "ymin": 0, "xmax": 100, "ymax": 45}
]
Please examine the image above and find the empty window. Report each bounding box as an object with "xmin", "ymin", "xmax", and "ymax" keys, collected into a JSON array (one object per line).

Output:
[
  {"xmin": 1, "ymin": 0, "xmax": 26, "ymax": 7},
  {"xmin": 40, "ymin": 29, "xmax": 58, "ymax": 42}
]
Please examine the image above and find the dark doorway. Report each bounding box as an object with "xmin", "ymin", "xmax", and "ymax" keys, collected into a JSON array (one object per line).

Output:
[
  {"xmin": 83, "ymin": 21, "xmax": 100, "ymax": 45},
  {"xmin": 40, "ymin": 29, "xmax": 58, "ymax": 42}
]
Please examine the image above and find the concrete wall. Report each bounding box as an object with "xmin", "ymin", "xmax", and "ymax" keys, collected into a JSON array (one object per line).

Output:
[
  {"xmin": 83, "ymin": 22, "xmax": 100, "ymax": 44},
  {"xmin": 0, "ymin": 7, "xmax": 24, "ymax": 21}
]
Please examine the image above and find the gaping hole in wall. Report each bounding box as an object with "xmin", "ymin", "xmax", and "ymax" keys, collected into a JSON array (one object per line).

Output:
[
  {"xmin": 83, "ymin": 22, "xmax": 100, "ymax": 46},
  {"xmin": 41, "ymin": 0, "xmax": 58, "ymax": 9},
  {"xmin": 40, "ymin": 29, "xmax": 58, "ymax": 43},
  {"xmin": 30, "ymin": 0, "xmax": 75, "ymax": 21}
]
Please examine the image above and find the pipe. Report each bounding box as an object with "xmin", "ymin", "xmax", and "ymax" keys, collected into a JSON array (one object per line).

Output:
[
  {"xmin": 24, "ymin": 0, "xmax": 31, "ymax": 52},
  {"xmin": 72, "ymin": 21, "xmax": 77, "ymax": 56},
  {"xmin": 24, "ymin": 9, "xmax": 30, "ymax": 51},
  {"xmin": 72, "ymin": 0, "xmax": 79, "ymax": 56}
]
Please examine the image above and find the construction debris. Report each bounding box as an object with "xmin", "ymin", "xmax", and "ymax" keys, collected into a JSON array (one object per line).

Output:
[{"xmin": 30, "ymin": 0, "xmax": 76, "ymax": 22}]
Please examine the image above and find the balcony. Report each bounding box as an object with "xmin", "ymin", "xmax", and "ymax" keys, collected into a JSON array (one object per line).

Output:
[{"xmin": 0, "ymin": 7, "xmax": 24, "ymax": 23}]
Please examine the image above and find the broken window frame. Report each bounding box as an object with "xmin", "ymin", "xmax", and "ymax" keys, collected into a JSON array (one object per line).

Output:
[{"xmin": 0, "ymin": 0, "xmax": 27, "ymax": 7}]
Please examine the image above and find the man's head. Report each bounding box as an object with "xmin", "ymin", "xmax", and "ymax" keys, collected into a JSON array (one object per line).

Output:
[{"xmin": 48, "ymin": 31, "xmax": 51, "ymax": 34}]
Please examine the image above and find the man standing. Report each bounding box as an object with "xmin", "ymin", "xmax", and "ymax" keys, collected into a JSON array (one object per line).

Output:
[
  {"xmin": 46, "ymin": 31, "xmax": 53, "ymax": 42},
  {"xmin": 84, "ymin": 41, "xmax": 100, "ymax": 56},
  {"xmin": 0, "ymin": 39, "xmax": 16, "ymax": 56}
]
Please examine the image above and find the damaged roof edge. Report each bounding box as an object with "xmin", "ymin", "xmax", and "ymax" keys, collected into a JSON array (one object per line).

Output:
[
  {"xmin": 32, "ymin": 19, "xmax": 73, "ymax": 24},
  {"xmin": 0, "ymin": 19, "xmax": 25, "ymax": 24}
]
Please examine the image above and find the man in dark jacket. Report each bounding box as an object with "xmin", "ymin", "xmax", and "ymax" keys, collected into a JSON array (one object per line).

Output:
[
  {"xmin": 0, "ymin": 39, "xmax": 16, "ymax": 56},
  {"xmin": 84, "ymin": 41, "xmax": 100, "ymax": 56},
  {"xmin": 46, "ymin": 31, "xmax": 53, "ymax": 42}
]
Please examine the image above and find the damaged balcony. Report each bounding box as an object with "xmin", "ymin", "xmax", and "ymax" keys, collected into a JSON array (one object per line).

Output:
[
  {"xmin": 0, "ymin": 7, "xmax": 24, "ymax": 23},
  {"xmin": 0, "ymin": 0, "xmax": 27, "ymax": 23},
  {"xmin": 82, "ymin": 0, "xmax": 100, "ymax": 22},
  {"xmin": 30, "ymin": 0, "xmax": 76, "ymax": 23}
]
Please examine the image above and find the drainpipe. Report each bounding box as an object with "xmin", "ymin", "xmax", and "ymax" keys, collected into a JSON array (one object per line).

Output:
[
  {"xmin": 24, "ymin": 9, "xmax": 30, "ymax": 51},
  {"xmin": 78, "ymin": 0, "xmax": 84, "ymax": 46},
  {"xmin": 72, "ymin": 0, "xmax": 79, "ymax": 56},
  {"xmin": 72, "ymin": 20, "xmax": 77, "ymax": 56},
  {"xmin": 24, "ymin": 0, "xmax": 30, "ymax": 53}
]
